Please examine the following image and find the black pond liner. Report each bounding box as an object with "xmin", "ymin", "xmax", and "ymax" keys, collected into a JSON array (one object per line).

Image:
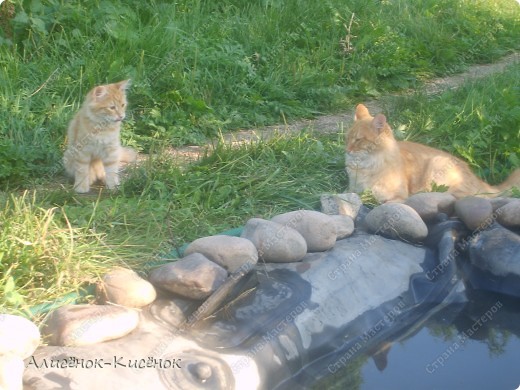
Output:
[
  {"xmin": 26, "ymin": 220, "xmax": 469, "ymax": 389},
  {"xmin": 180, "ymin": 225, "xmax": 467, "ymax": 389}
]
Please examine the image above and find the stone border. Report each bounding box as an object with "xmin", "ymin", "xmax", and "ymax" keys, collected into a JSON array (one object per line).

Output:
[{"xmin": 4, "ymin": 191, "xmax": 520, "ymax": 387}]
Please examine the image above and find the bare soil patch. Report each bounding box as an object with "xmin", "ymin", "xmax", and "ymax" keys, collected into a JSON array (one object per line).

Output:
[{"xmin": 163, "ymin": 52, "xmax": 519, "ymax": 163}]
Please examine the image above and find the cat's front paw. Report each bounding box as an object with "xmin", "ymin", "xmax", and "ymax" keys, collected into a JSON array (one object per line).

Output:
[
  {"xmin": 73, "ymin": 175, "xmax": 90, "ymax": 193},
  {"xmin": 74, "ymin": 182, "xmax": 90, "ymax": 193},
  {"xmin": 105, "ymin": 175, "xmax": 120, "ymax": 190}
]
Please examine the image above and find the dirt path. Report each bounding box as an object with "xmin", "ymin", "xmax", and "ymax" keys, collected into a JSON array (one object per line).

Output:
[{"xmin": 166, "ymin": 52, "xmax": 519, "ymax": 163}]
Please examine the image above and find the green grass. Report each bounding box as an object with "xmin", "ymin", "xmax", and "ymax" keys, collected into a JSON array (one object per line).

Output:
[
  {"xmin": 389, "ymin": 63, "xmax": 520, "ymax": 184},
  {"xmin": 0, "ymin": 191, "xmax": 112, "ymax": 317},
  {"xmin": 1, "ymin": 0, "xmax": 519, "ymax": 185},
  {"xmin": 121, "ymin": 132, "xmax": 347, "ymax": 238},
  {"xmin": 0, "ymin": 0, "xmax": 519, "ymax": 317},
  {"xmin": 1, "ymin": 133, "xmax": 347, "ymax": 316}
]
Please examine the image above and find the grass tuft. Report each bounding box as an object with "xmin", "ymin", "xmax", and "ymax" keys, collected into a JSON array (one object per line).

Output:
[{"xmin": 0, "ymin": 191, "xmax": 110, "ymax": 316}]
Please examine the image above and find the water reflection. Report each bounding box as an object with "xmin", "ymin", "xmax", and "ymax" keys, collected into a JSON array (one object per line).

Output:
[{"xmin": 312, "ymin": 290, "xmax": 520, "ymax": 390}]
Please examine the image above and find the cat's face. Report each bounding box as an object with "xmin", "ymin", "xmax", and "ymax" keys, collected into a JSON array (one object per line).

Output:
[
  {"xmin": 345, "ymin": 122, "xmax": 382, "ymax": 169},
  {"xmin": 346, "ymin": 104, "xmax": 391, "ymax": 154},
  {"xmin": 86, "ymin": 80, "xmax": 130, "ymax": 124},
  {"xmin": 346, "ymin": 121, "xmax": 382, "ymax": 154},
  {"xmin": 345, "ymin": 104, "xmax": 395, "ymax": 169}
]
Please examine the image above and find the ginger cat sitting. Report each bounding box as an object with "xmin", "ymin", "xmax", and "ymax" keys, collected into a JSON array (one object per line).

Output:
[
  {"xmin": 345, "ymin": 104, "xmax": 520, "ymax": 203},
  {"xmin": 63, "ymin": 80, "xmax": 137, "ymax": 193}
]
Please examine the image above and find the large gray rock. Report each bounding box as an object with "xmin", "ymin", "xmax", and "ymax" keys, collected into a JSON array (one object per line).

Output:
[
  {"xmin": 148, "ymin": 253, "xmax": 228, "ymax": 300},
  {"xmin": 271, "ymin": 210, "xmax": 337, "ymax": 252},
  {"xmin": 365, "ymin": 203, "xmax": 428, "ymax": 242},
  {"xmin": 0, "ymin": 314, "xmax": 40, "ymax": 359},
  {"xmin": 496, "ymin": 199, "xmax": 520, "ymax": 229},
  {"xmin": 465, "ymin": 224, "xmax": 520, "ymax": 297},
  {"xmin": 41, "ymin": 304, "xmax": 139, "ymax": 346},
  {"xmin": 336, "ymin": 193, "xmax": 363, "ymax": 218},
  {"xmin": 468, "ymin": 225, "xmax": 520, "ymax": 277},
  {"xmin": 320, "ymin": 194, "xmax": 338, "ymax": 215},
  {"xmin": 96, "ymin": 267, "xmax": 157, "ymax": 308},
  {"xmin": 241, "ymin": 218, "xmax": 307, "ymax": 262},
  {"xmin": 183, "ymin": 235, "xmax": 258, "ymax": 273},
  {"xmin": 454, "ymin": 196, "xmax": 493, "ymax": 231},
  {"xmin": 489, "ymin": 197, "xmax": 516, "ymax": 212},
  {"xmin": 331, "ymin": 215, "xmax": 355, "ymax": 240},
  {"xmin": 320, "ymin": 193, "xmax": 362, "ymax": 219},
  {"xmin": 404, "ymin": 192, "xmax": 456, "ymax": 222}
]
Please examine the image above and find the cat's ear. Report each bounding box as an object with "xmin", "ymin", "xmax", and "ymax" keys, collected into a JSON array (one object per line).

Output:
[
  {"xmin": 355, "ymin": 104, "xmax": 371, "ymax": 121},
  {"xmin": 371, "ymin": 114, "xmax": 387, "ymax": 133},
  {"xmin": 93, "ymin": 86, "xmax": 108, "ymax": 100},
  {"xmin": 116, "ymin": 79, "xmax": 131, "ymax": 91}
]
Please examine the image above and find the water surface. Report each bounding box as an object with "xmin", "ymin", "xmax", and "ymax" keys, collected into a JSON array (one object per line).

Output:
[{"xmin": 360, "ymin": 292, "xmax": 520, "ymax": 390}]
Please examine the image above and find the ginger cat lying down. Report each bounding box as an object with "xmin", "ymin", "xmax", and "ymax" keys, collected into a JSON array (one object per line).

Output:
[
  {"xmin": 345, "ymin": 104, "xmax": 520, "ymax": 203},
  {"xmin": 63, "ymin": 80, "xmax": 137, "ymax": 193}
]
